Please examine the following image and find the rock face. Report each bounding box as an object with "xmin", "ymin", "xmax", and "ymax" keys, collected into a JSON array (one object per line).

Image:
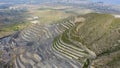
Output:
[{"xmin": 0, "ymin": 13, "xmax": 120, "ymax": 68}]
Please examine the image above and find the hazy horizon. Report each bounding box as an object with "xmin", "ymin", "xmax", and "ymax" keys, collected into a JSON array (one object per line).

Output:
[
  {"xmin": 0, "ymin": 0, "xmax": 119, "ymax": 5},
  {"xmin": 90, "ymin": 0, "xmax": 120, "ymax": 5}
]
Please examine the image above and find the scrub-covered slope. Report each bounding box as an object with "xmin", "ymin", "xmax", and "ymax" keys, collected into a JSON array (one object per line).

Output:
[{"xmin": 52, "ymin": 13, "xmax": 120, "ymax": 68}]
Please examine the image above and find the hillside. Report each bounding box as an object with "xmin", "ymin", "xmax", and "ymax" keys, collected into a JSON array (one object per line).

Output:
[
  {"xmin": 52, "ymin": 13, "xmax": 120, "ymax": 68},
  {"xmin": 0, "ymin": 13, "xmax": 119, "ymax": 68}
]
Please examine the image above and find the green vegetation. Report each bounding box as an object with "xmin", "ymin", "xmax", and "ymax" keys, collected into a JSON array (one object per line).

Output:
[
  {"xmin": 83, "ymin": 59, "xmax": 90, "ymax": 68},
  {"xmin": 0, "ymin": 22, "xmax": 30, "ymax": 38},
  {"xmin": 29, "ymin": 9, "xmax": 74, "ymax": 24},
  {"xmin": 110, "ymin": 18, "xmax": 120, "ymax": 29},
  {"xmin": 38, "ymin": 8, "xmax": 57, "ymax": 10},
  {"xmin": 0, "ymin": 8, "xmax": 28, "ymax": 38}
]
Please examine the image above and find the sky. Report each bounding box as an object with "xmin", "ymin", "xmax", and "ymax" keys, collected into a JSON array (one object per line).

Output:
[{"xmin": 90, "ymin": 0, "xmax": 120, "ymax": 5}]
